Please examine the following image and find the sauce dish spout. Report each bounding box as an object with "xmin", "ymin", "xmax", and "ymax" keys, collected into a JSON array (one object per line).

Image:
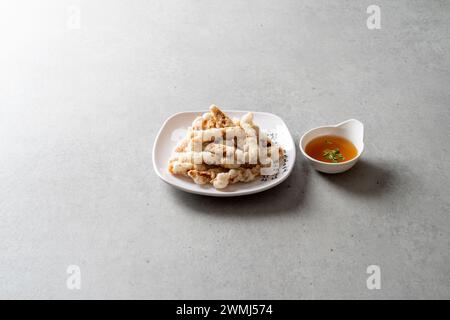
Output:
[
  {"xmin": 336, "ymin": 119, "xmax": 364, "ymax": 142},
  {"xmin": 335, "ymin": 119, "xmax": 364, "ymax": 151}
]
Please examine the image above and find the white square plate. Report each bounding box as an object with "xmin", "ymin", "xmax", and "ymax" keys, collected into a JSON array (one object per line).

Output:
[{"xmin": 152, "ymin": 110, "xmax": 296, "ymax": 197}]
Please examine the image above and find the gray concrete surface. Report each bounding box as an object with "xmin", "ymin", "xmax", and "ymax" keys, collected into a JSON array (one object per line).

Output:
[{"xmin": 0, "ymin": 0, "xmax": 449, "ymax": 299}]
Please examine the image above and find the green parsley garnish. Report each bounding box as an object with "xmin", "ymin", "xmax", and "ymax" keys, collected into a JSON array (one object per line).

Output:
[{"xmin": 323, "ymin": 148, "xmax": 345, "ymax": 163}]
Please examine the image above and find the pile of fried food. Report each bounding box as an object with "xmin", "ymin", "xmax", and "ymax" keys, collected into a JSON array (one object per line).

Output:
[{"xmin": 168, "ymin": 105, "xmax": 284, "ymax": 189}]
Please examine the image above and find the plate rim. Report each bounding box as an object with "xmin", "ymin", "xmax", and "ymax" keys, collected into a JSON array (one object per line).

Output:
[{"xmin": 152, "ymin": 110, "xmax": 296, "ymax": 197}]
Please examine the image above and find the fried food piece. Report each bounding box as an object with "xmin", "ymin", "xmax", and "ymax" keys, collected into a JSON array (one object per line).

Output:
[
  {"xmin": 210, "ymin": 105, "xmax": 235, "ymax": 128},
  {"xmin": 187, "ymin": 167, "xmax": 226, "ymax": 185},
  {"xmin": 212, "ymin": 165, "xmax": 261, "ymax": 189}
]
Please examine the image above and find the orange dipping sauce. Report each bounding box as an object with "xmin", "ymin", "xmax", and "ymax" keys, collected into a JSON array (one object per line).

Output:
[{"xmin": 305, "ymin": 135, "xmax": 358, "ymax": 163}]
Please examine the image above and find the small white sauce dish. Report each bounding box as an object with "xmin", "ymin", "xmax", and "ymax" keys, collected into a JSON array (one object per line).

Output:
[{"xmin": 299, "ymin": 119, "xmax": 364, "ymax": 174}]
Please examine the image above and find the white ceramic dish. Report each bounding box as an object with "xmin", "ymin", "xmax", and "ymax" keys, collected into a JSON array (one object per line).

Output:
[
  {"xmin": 153, "ymin": 110, "xmax": 296, "ymax": 197},
  {"xmin": 299, "ymin": 119, "xmax": 364, "ymax": 174}
]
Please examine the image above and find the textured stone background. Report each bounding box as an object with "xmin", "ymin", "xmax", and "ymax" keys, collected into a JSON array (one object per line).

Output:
[{"xmin": 0, "ymin": 0, "xmax": 449, "ymax": 299}]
